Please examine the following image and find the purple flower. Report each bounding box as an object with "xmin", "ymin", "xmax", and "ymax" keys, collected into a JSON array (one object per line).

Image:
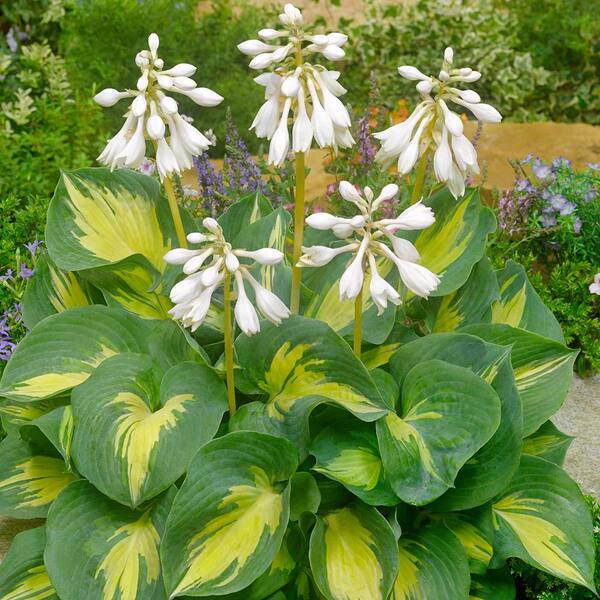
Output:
[
  {"xmin": 573, "ymin": 216, "xmax": 582, "ymax": 234},
  {"xmin": 520, "ymin": 153, "xmax": 534, "ymax": 165},
  {"xmin": 549, "ymin": 194, "xmax": 568, "ymax": 211},
  {"xmin": 539, "ymin": 213, "xmax": 557, "ymax": 228},
  {"xmin": 0, "ymin": 269, "xmax": 14, "ymax": 282},
  {"xmin": 24, "ymin": 240, "xmax": 41, "ymax": 258},
  {"xmin": 532, "ymin": 159, "xmax": 553, "ymax": 180},
  {"xmin": 19, "ymin": 263, "xmax": 35, "ymax": 279},
  {"xmin": 6, "ymin": 28, "xmax": 18, "ymax": 53},
  {"xmin": 584, "ymin": 188, "xmax": 597, "ymax": 203},
  {"xmin": 559, "ymin": 201, "xmax": 576, "ymax": 216},
  {"xmin": 193, "ymin": 154, "xmax": 226, "ymax": 215},
  {"xmin": 552, "ymin": 156, "xmax": 571, "ymax": 169},
  {"xmin": 138, "ymin": 158, "xmax": 156, "ymax": 176},
  {"xmin": 357, "ymin": 116, "xmax": 376, "ymax": 169},
  {"xmin": 587, "ymin": 163, "xmax": 600, "ymax": 172}
]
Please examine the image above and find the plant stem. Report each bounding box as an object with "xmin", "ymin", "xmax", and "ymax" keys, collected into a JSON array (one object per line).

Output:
[
  {"xmin": 223, "ymin": 272, "xmax": 236, "ymax": 416},
  {"xmin": 353, "ymin": 288, "xmax": 363, "ymax": 358},
  {"xmin": 290, "ymin": 151, "xmax": 305, "ymax": 313},
  {"xmin": 163, "ymin": 176, "xmax": 187, "ymax": 248},
  {"xmin": 411, "ymin": 148, "xmax": 430, "ymax": 204}
]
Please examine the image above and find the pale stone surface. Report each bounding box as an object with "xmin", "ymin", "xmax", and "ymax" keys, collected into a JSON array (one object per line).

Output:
[{"xmin": 553, "ymin": 375, "xmax": 600, "ymax": 497}]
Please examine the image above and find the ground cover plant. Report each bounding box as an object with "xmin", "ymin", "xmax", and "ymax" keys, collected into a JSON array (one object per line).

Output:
[{"xmin": 0, "ymin": 3, "xmax": 596, "ymax": 600}]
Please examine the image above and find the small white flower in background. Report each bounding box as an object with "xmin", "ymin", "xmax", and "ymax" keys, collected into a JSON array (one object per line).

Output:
[
  {"xmin": 94, "ymin": 33, "xmax": 223, "ymax": 180},
  {"xmin": 298, "ymin": 181, "xmax": 440, "ymax": 311},
  {"xmin": 589, "ymin": 274, "xmax": 600, "ymax": 296},
  {"xmin": 164, "ymin": 218, "xmax": 289, "ymax": 335},
  {"xmin": 375, "ymin": 47, "xmax": 502, "ymax": 198},
  {"xmin": 238, "ymin": 3, "xmax": 354, "ymax": 166}
]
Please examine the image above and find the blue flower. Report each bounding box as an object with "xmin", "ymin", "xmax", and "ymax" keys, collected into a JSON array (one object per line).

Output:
[
  {"xmin": 532, "ymin": 159, "xmax": 553, "ymax": 180},
  {"xmin": 573, "ymin": 217, "xmax": 582, "ymax": 234},
  {"xmin": 539, "ymin": 213, "xmax": 557, "ymax": 227}
]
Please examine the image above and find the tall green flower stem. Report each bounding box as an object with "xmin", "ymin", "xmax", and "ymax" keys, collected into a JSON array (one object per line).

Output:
[
  {"xmin": 223, "ymin": 272, "xmax": 237, "ymax": 416},
  {"xmin": 163, "ymin": 176, "xmax": 188, "ymax": 248},
  {"xmin": 290, "ymin": 151, "xmax": 305, "ymax": 313},
  {"xmin": 353, "ymin": 288, "xmax": 363, "ymax": 357},
  {"xmin": 290, "ymin": 40, "xmax": 305, "ymax": 314}
]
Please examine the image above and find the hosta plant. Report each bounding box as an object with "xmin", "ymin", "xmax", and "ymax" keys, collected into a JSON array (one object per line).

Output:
[{"xmin": 0, "ymin": 4, "xmax": 596, "ymax": 600}]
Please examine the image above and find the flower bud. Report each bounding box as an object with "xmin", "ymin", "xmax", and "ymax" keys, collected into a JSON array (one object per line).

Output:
[
  {"xmin": 322, "ymin": 45, "xmax": 345, "ymax": 60},
  {"xmin": 258, "ymin": 28, "xmax": 281, "ymax": 40},
  {"xmin": 327, "ymin": 32, "xmax": 348, "ymax": 47},
  {"xmin": 249, "ymin": 52, "xmax": 274, "ymax": 70},
  {"xmin": 238, "ymin": 39, "xmax": 275, "ymax": 56},
  {"xmin": 173, "ymin": 76, "xmax": 196, "ymax": 90},
  {"xmin": 398, "ymin": 66, "xmax": 429, "ymax": 81},
  {"xmin": 183, "ymin": 87, "xmax": 224, "ymax": 107},
  {"xmin": 159, "ymin": 95, "xmax": 178, "ymax": 114},
  {"xmin": 94, "ymin": 88, "xmax": 127, "ymax": 107},
  {"xmin": 187, "ymin": 232, "xmax": 207, "ymax": 244},
  {"xmin": 444, "ymin": 47, "xmax": 454, "ymax": 64},
  {"xmin": 203, "ymin": 217, "xmax": 221, "ymax": 234},
  {"xmin": 339, "ymin": 180, "xmax": 363, "ymax": 204},
  {"xmin": 161, "ymin": 63, "xmax": 196, "ymax": 77},
  {"xmin": 146, "ymin": 114, "xmax": 165, "ymax": 139},
  {"xmin": 148, "ymin": 33, "xmax": 159, "ymax": 56},
  {"xmin": 131, "ymin": 94, "xmax": 147, "ymax": 117}
]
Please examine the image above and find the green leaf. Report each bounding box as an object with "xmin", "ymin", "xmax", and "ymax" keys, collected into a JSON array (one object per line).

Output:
[
  {"xmin": 218, "ymin": 192, "xmax": 274, "ymax": 246},
  {"xmin": 289, "ymin": 472, "xmax": 321, "ymax": 521},
  {"xmin": 0, "ymin": 434, "xmax": 76, "ymax": 518},
  {"xmin": 0, "ymin": 526, "xmax": 58, "ymax": 600},
  {"xmin": 22, "ymin": 253, "xmax": 97, "ymax": 328},
  {"xmin": 390, "ymin": 332, "xmax": 522, "ymax": 510},
  {"xmin": 46, "ymin": 167, "xmax": 177, "ymax": 273},
  {"xmin": 0, "ymin": 397, "xmax": 63, "ymax": 436},
  {"xmin": 491, "ymin": 260, "xmax": 564, "ymax": 343},
  {"xmin": 0, "ymin": 306, "xmax": 145, "ymax": 402},
  {"xmin": 491, "ymin": 455, "xmax": 595, "ymax": 591},
  {"xmin": 45, "ymin": 480, "xmax": 174, "ymax": 600},
  {"xmin": 161, "ymin": 431, "xmax": 298, "ymax": 597},
  {"xmin": 232, "ymin": 316, "xmax": 390, "ymax": 456},
  {"xmin": 303, "ymin": 253, "xmax": 397, "ymax": 344},
  {"xmin": 443, "ymin": 506, "xmax": 494, "ymax": 575},
  {"xmin": 71, "ymin": 353, "xmax": 227, "ymax": 507},
  {"xmin": 522, "ymin": 420, "xmax": 573, "ymax": 466},
  {"xmin": 390, "ymin": 523, "xmax": 470, "ymax": 599},
  {"xmin": 469, "ymin": 569, "xmax": 516, "ymax": 600},
  {"xmin": 21, "ymin": 405, "xmax": 74, "ymax": 465},
  {"xmin": 406, "ymin": 187, "xmax": 496, "ymax": 296},
  {"xmin": 377, "ymin": 359, "xmax": 501, "ymax": 505},
  {"xmin": 424, "ymin": 257, "xmax": 499, "ymax": 332},
  {"xmin": 309, "ymin": 501, "xmax": 399, "ymax": 600},
  {"xmin": 463, "ymin": 323, "xmax": 577, "ymax": 436},
  {"xmin": 310, "ymin": 417, "xmax": 398, "ymax": 506}
]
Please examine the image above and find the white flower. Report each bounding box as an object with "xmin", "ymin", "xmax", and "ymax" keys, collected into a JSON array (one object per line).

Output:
[
  {"xmin": 94, "ymin": 33, "xmax": 223, "ymax": 179},
  {"xmin": 375, "ymin": 47, "xmax": 502, "ymax": 198},
  {"xmin": 298, "ymin": 181, "xmax": 440, "ymax": 307},
  {"xmin": 239, "ymin": 3, "xmax": 354, "ymax": 166},
  {"xmin": 164, "ymin": 219, "xmax": 289, "ymax": 335},
  {"xmin": 589, "ymin": 274, "xmax": 600, "ymax": 296}
]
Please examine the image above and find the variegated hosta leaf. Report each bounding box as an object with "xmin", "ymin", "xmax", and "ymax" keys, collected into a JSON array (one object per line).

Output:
[
  {"xmin": 390, "ymin": 524, "xmax": 470, "ymax": 599},
  {"xmin": 232, "ymin": 316, "xmax": 390, "ymax": 457},
  {"xmin": 309, "ymin": 501, "xmax": 398, "ymax": 600},
  {"xmin": 289, "ymin": 472, "xmax": 321, "ymax": 521},
  {"xmin": 424, "ymin": 257, "xmax": 499, "ymax": 333},
  {"xmin": 491, "ymin": 260, "xmax": 564, "ymax": 343},
  {"xmin": 443, "ymin": 505, "xmax": 494, "ymax": 575},
  {"xmin": 0, "ymin": 435, "xmax": 76, "ymax": 518},
  {"xmin": 204, "ymin": 526, "xmax": 301, "ymax": 600},
  {"xmin": 45, "ymin": 479, "xmax": 173, "ymax": 600},
  {"xmin": 161, "ymin": 431, "xmax": 298, "ymax": 598},
  {"xmin": 218, "ymin": 191, "xmax": 274, "ymax": 246},
  {"xmin": 0, "ymin": 306, "xmax": 145, "ymax": 402},
  {"xmin": 377, "ymin": 359, "xmax": 501, "ymax": 505},
  {"xmin": 22, "ymin": 253, "xmax": 97, "ymax": 328},
  {"xmin": 390, "ymin": 332, "xmax": 522, "ymax": 511},
  {"xmin": 491, "ymin": 455, "xmax": 595, "ymax": 590},
  {"xmin": 72, "ymin": 353, "xmax": 227, "ymax": 508},
  {"xmin": 310, "ymin": 417, "xmax": 398, "ymax": 506},
  {"xmin": 21, "ymin": 405, "xmax": 74, "ymax": 465},
  {"xmin": 303, "ymin": 252, "xmax": 397, "ymax": 345},
  {"xmin": 0, "ymin": 306, "xmax": 205, "ymax": 404},
  {"xmin": 0, "ymin": 526, "xmax": 58, "ymax": 600},
  {"xmin": 523, "ymin": 420, "xmax": 573, "ymax": 466},
  {"xmin": 46, "ymin": 167, "xmax": 177, "ymax": 272},
  {"xmin": 401, "ymin": 187, "xmax": 496, "ymax": 297},
  {"xmin": 0, "ymin": 397, "xmax": 62, "ymax": 435},
  {"xmin": 469, "ymin": 569, "xmax": 516, "ymax": 600},
  {"xmin": 463, "ymin": 323, "xmax": 577, "ymax": 436},
  {"xmin": 81, "ymin": 254, "xmax": 173, "ymax": 320}
]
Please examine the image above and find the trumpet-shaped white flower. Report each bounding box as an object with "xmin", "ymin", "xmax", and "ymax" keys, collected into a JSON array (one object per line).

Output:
[
  {"xmin": 94, "ymin": 33, "xmax": 223, "ymax": 179},
  {"xmin": 239, "ymin": 3, "xmax": 353, "ymax": 166},
  {"xmin": 375, "ymin": 47, "xmax": 502, "ymax": 198},
  {"xmin": 164, "ymin": 221, "xmax": 289, "ymax": 335},
  {"xmin": 298, "ymin": 181, "xmax": 440, "ymax": 312}
]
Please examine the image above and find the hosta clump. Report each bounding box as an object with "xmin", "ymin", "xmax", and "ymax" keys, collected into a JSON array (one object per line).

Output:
[{"xmin": 0, "ymin": 164, "xmax": 595, "ymax": 600}]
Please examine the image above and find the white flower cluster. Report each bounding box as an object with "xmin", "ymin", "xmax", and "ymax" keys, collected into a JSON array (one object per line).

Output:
[
  {"xmin": 94, "ymin": 33, "xmax": 223, "ymax": 180},
  {"xmin": 238, "ymin": 3, "xmax": 353, "ymax": 166},
  {"xmin": 298, "ymin": 182, "xmax": 440, "ymax": 312},
  {"xmin": 164, "ymin": 218, "xmax": 290, "ymax": 335},
  {"xmin": 375, "ymin": 47, "xmax": 502, "ymax": 198}
]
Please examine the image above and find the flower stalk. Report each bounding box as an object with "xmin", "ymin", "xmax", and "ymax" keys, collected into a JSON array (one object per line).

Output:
[
  {"xmin": 291, "ymin": 150, "xmax": 305, "ymax": 313},
  {"xmin": 353, "ymin": 286, "xmax": 363, "ymax": 357},
  {"xmin": 222, "ymin": 272, "xmax": 236, "ymax": 415}
]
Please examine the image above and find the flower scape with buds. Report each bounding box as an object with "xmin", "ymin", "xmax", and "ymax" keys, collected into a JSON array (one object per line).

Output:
[
  {"xmin": 238, "ymin": 3, "xmax": 354, "ymax": 166},
  {"xmin": 94, "ymin": 33, "xmax": 224, "ymax": 179},
  {"xmin": 299, "ymin": 181, "xmax": 440, "ymax": 311},
  {"xmin": 376, "ymin": 47, "xmax": 503, "ymax": 198},
  {"xmin": 164, "ymin": 218, "xmax": 289, "ymax": 335},
  {"xmin": 0, "ymin": 6, "xmax": 595, "ymax": 600}
]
